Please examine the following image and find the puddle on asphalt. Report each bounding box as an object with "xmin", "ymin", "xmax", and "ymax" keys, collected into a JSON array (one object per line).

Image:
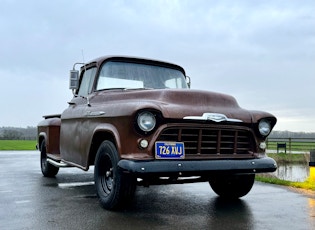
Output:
[
  {"xmin": 58, "ymin": 181, "xmax": 94, "ymax": 188},
  {"xmin": 273, "ymin": 163, "xmax": 310, "ymax": 182},
  {"xmin": 44, "ymin": 183, "xmax": 58, "ymax": 187}
]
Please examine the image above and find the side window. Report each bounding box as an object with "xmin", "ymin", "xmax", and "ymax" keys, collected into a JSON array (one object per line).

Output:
[{"xmin": 78, "ymin": 67, "xmax": 97, "ymax": 97}]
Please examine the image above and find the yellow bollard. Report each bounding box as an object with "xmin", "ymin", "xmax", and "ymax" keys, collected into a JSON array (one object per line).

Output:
[
  {"xmin": 310, "ymin": 167, "xmax": 315, "ymax": 182},
  {"xmin": 309, "ymin": 150, "xmax": 315, "ymax": 182}
]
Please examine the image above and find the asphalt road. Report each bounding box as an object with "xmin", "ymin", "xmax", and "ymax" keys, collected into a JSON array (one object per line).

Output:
[{"xmin": 0, "ymin": 151, "xmax": 314, "ymax": 230}]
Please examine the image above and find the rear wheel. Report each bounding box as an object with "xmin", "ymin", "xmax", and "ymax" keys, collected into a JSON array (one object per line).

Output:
[
  {"xmin": 209, "ymin": 174, "xmax": 255, "ymax": 199},
  {"xmin": 40, "ymin": 140, "xmax": 59, "ymax": 177},
  {"xmin": 94, "ymin": 140, "xmax": 136, "ymax": 210}
]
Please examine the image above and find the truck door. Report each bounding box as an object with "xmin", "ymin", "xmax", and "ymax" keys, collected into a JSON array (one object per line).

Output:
[{"xmin": 60, "ymin": 67, "xmax": 97, "ymax": 167}]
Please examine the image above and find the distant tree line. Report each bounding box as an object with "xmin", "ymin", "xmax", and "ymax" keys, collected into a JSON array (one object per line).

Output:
[
  {"xmin": 1, "ymin": 126, "xmax": 315, "ymax": 140},
  {"xmin": 268, "ymin": 130, "xmax": 315, "ymax": 139},
  {"xmin": 0, "ymin": 126, "xmax": 37, "ymax": 140}
]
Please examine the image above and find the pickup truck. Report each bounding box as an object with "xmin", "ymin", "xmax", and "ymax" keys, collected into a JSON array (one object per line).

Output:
[{"xmin": 37, "ymin": 55, "xmax": 277, "ymax": 210}]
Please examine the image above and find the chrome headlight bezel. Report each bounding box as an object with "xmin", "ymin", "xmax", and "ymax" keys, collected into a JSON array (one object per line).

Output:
[
  {"xmin": 137, "ymin": 111, "xmax": 156, "ymax": 132},
  {"xmin": 258, "ymin": 119, "xmax": 272, "ymax": 136}
]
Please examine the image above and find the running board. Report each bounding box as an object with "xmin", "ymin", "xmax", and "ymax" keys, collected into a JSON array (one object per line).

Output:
[{"xmin": 47, "ymin": 159, "xmax": 71, "ymax": 168}]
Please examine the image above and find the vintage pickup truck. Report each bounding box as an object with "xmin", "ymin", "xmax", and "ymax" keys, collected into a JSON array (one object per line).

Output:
[{"xmin": 37, "ymin": 55, "xmax": 277, "ymax": 210}]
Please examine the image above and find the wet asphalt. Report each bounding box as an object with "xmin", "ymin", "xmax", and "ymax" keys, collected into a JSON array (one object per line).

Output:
[{"xmin": 0, "ymin": 151, "xmax": 314, "ymax": 230}]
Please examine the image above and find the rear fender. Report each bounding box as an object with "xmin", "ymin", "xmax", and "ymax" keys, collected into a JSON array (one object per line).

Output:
[{"xmin": 37, "ymin": 118, "xmax": 61, "ymax": 155}]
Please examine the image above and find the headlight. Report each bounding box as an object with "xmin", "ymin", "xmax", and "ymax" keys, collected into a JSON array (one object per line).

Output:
[
  {"xmin": 137, "ymin": 111, "xmax": 156, "ymax": 132},
  {"xmin": 258, "ymin": 119, "xmax": 271, "ymax": 136}
]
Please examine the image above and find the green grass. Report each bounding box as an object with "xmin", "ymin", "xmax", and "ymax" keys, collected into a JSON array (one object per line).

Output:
[
  {"xmin": 267, "ymin": 153, "xmax": 309, "ymax": 164},
  {"xmin": 267, "ymin": 141, "xmax": 315, "ymax": 152},
  {"xmin": 0, "ymin": 140, "xmax": 37, "ymax": 150},
  {"xmin": 256, "ymin": 175, "xmax": 315, "ymax": 191}
]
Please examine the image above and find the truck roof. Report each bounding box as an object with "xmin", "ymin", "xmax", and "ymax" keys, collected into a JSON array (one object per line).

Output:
[{"xmin": 80, "ymin": 55, "xmax": 186, "ymax": 75}]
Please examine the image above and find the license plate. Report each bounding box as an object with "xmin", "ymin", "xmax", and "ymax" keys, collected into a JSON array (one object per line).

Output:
[{"xmin": 155, "ymin": 142, "xmax": 185, "ymax": 159}]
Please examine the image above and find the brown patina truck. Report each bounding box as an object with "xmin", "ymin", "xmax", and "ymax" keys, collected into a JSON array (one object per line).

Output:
[{"xmin": 37, "ymin": 55, "xmax": 277, "ymax": 210}]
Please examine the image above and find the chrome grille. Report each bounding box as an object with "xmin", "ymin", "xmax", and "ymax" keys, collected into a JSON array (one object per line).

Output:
[{"xmin": 157, "ymin": 127, "xmax": 254, "ymax": 156}]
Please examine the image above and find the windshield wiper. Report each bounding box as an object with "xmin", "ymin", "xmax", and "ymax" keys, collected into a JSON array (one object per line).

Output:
[
  {"xmin": 102, "ymin": 87, "xmax": 154, "ymax": 91},
  {"xmin": 102, "ymin": 88, "xmax": 127, "ymax": 91},
  {"xmin": 126, "ymin": 87, "xmax": 154, "ymax": 90}
]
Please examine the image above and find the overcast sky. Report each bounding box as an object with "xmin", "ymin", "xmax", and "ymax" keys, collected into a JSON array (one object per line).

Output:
[{"xmin": 0, "ymin": 0, "xmax": 314, "ymax": 132}]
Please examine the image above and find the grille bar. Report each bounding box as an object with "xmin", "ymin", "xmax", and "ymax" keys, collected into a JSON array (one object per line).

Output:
[{"xmin": 157, "ymin": 127, "xmax": 254, "ymax": 157}]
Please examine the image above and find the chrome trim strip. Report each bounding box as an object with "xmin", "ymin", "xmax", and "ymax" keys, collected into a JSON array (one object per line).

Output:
[
  {"xmin": 86, "ymin": 111, "xmax": 106, "ymax": 117},
  {"xmin": 183, "ymin": 113, "xmax": 242, "ymax": 122}
]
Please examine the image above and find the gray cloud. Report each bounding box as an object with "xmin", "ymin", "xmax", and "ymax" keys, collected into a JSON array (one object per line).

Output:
[{"xmin": 0, "ymin": 0, "xmax": 314, "ymax": 131}]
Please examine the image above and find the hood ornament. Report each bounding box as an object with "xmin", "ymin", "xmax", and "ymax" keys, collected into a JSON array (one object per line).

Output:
[{"xmin": 184, "ymin": 113, "xmax": 243, "ymax": 123}]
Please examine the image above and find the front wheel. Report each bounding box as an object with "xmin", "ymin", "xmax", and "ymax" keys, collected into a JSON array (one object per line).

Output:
[
  {"xmin": 94, "ymin": 141, "xmax": 136, "ymax": 210},
  {"xmin": 209, "ymin": 174, "xmax": 255, "ymax": 199},
  {"xmin": 40, "ymin": 140, "xmax": 59, "ymax": 177}
]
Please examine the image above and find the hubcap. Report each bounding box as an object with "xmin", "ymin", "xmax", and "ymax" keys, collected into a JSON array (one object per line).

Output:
[
  {"xmin": 99, "ymin": 155, "xmax": 114, "ymax": 195},
  {"xmin": 106, "ymin": 168, "xmax": 113, "ymax": 177}
]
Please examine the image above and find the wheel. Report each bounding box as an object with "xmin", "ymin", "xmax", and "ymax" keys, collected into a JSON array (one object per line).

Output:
[
  {"xmin": 209, "ymin": 174, "xmax": 255, "ymax": 199},
  {"xmin": 94, "ymin": 140, "xmax": 136, "ymax": 210},
  {"xmin": 40, "ymin": 140, "xmax": 59, "ymax": 177}
]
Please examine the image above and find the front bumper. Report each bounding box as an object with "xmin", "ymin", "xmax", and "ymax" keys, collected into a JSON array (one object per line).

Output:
[{"xmin": 118, "ymin": 157, "xmax": 277, "ymax": 176}]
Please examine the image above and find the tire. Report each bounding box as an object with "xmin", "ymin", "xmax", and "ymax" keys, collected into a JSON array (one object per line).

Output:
[
  {"xmin": 94, "ymin": 140, "xmax": 136, "ymax": 210},
  {"xmin": 40, "ymin": 140, "xmax": 59, "ymax": 177},
  {"xmin": 209, "ymin": 174, "xmax": 255, "ymax": 199}
]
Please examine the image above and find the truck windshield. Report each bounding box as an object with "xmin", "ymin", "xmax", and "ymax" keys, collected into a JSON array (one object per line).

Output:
[{"xmin": 96, "ymin": 61, "xmax": 188, "ymax": 90}]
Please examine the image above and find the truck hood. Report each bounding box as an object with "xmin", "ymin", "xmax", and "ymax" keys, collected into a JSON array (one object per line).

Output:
[{"xmin": 94, "ymin": 89, "xmax": 257, "ymax": 123}]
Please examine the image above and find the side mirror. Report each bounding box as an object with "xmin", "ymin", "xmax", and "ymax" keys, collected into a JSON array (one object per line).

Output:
[
  {"xmin": 186, "ymin": 76, "xmax": 191, "ymax": 88},
  {"xmin": 69, "ymin": 70, "xmax": 79, "ymax": 90}
]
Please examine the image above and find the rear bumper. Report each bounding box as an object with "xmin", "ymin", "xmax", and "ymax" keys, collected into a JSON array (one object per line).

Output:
[{"xmin": 118, "ymin": 157, "xmax": 277, "ymax": 176}]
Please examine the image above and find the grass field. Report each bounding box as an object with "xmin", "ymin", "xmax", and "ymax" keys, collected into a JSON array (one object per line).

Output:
[
  {"xmin": 267, "ymin": 153, "xmax": 309, "ymax": 164},
  {"xmin": 256, "ymin": 174, "xmax": 315, "ymax": 191},
  {"xmin": 267, "ymin": 141, "xmax": 315, "ymax": 152},
  {"xmin": 0, "ymin": 140, "xmax": 37, "ymax": 150}
]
